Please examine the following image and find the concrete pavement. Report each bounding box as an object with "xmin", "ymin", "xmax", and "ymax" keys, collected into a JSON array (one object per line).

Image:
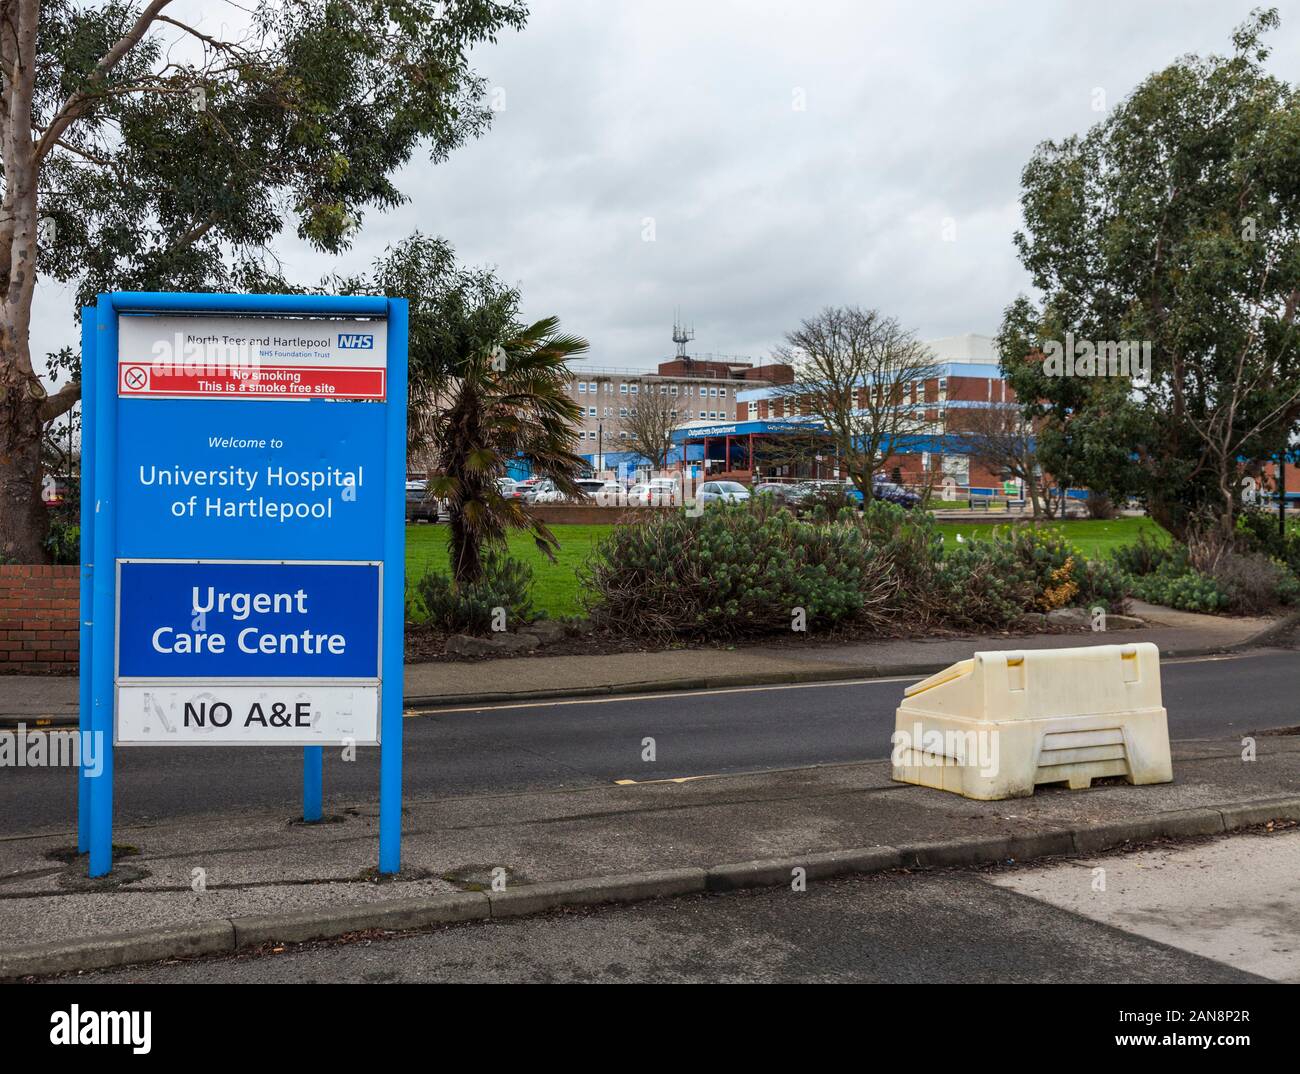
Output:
[
  {"xmin": 50, "ymin": 854, "xmax": 1282, "ymax": 984},
  {"xmin": 991, "ymin": 828, "xmax": 1300, "ymax": 983},
  {"xmin": 3, "ymin": 730, "xmax": 1300, "ymax": 978}
]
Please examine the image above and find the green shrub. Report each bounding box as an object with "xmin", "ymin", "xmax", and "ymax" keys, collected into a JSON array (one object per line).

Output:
[
  {"xmin": 1111, "ymin": 531, "xmax": 1177, "ymax": 577},
  {"xmin": 44, "ymin": 516, "xmax": 80, "ymax": 566},
  {"xmin": 583, "ymin": 500, "xmax": 900, "ymax": 639},
  {"xmin": 1235, "ymin": 510, "xmax": 1300, "ymax": 577},
  {"xmin": 934, "ymin": 539, "xmax": 1036, "ymax": 628},
  {"xmin": 582, "ymin": 500, "xmax": 1136, "ymax": 640},
  {"xmin": 1074, "ymin": 556, "xmax": 1131, "ymax": 614},
  {"xmin": 859, "ymin": 501, "xmax": 943, "ymax": 597},
  {"xmin": 1129, "ymin": 561, "xmax": 1230, "ymax": 614},
  {"xmin": 408, "ymin": 551, "xmax": 535, "ymax": 635},
  {"xmin": 1002, "ymin": 528, "xmax": 1080, "ymax": 610},
  {"xmin": 1209, "ymin": 549, "xmax": 1300, "ymax": 614},
  {"xmin": 1118, "ymin": 519, "xmax": 1297, "ymax": 616},
  {"xmin": 935, "ymin": 527, "xmax": 1130, "ymax": 625},
  {"xmin": 803, "ymin": 485, "xmax": 859, "ymax": 522}
]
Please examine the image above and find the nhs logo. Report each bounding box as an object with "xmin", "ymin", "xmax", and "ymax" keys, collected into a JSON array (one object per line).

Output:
[{"xmin": 338, "ymin": 332, "xmax": 374, "ymax": 350}]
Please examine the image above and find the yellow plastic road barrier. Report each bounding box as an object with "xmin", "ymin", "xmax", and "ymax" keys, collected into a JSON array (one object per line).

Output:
[{"xmin": 891, "ymin": 642, "xmax": 1172, "ymax": 800}]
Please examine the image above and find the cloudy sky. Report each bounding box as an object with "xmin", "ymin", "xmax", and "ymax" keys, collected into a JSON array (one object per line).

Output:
[{"xmin": 31, "ymin": 0, "xmax": 1300, "ymax": 378}]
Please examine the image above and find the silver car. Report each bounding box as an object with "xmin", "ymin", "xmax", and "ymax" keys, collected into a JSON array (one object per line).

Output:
[{"xmin": 697, "ymin": 480, "xmax": 751, "ymax": 506}]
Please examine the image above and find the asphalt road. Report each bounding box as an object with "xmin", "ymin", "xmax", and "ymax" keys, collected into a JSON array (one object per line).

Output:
[
  {"xmin": 3, "ymin": 649, "xmax": 1296, "ymax": 837},
  {"xmin": 56, "ymin": 832, "xmax": 1300, "ymax": 984}
]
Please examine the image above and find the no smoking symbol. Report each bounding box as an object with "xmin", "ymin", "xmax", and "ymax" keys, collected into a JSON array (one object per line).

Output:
[{"xmin": 123, "ymin": 366, "xmax": 148, "ymax": 391}]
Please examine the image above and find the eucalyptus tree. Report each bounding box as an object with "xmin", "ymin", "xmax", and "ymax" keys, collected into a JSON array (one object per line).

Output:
[
  {"xmin": 0, "ymin": 0, "xmax": 527, "ymax": 560},
  {"xmin": 1002, "ymin": 8, "xmax": 1300, "ymax": 540}
]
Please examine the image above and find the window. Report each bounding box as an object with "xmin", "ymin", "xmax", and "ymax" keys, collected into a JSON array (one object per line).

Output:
[
  {"xmin": 709, "ymin": 387, "xmax": 718, "ymax": 397},
  {"xmin": 630, "ymin": 383, "xmax": 639, "ymax": 394},
  {"xmin": 588, "ymin": 407, "xmax": 597, "ymax": 416},
  {"xmin": 659, "ymin": 385, "xmax": 668, "ymax": 395},
  {"xmin": 578, "ymin": 382, "xmax": 587, "ymax": 394},
  {"xmin": 619, "ymin": 407, "xmax": 628, "ymax": 417},
  {"xmin": 937, "ymin": 377, "xmax": 948, "ymax": 403},
  {"xmin": 719, "ymin": 387, "xmax": 727, "ymax": 397},
  {"xmin": 699, "ymin": 410, "xmax": 707, "ymax": 419},
  {"xmin": 604, "ymin": 382, "xmax": 613, "ymax": 394},
  {"xmin": 671, "ymin": 409, "xmax": 678, "ymax": 418},
  {"xmin": 619, "ymin": 431, "xmax": 628, "ymax": 439},
  {"xmin": 577, "ymin": 431, "xmax": 586, "ymax": 440},
  {"xmin": 670, "ymin": 385, "xmax": 678, "ymax": 396},
  {"xmin": 748, "ymin": 401, "xmax": 758, "ymax": 418},
  {"xmin": 620, "ymin": 383, "xmax": 628, "ymax": 395}
]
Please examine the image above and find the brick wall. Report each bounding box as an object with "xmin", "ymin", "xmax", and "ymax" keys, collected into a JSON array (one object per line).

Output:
[{"xmin": 0, "ymin": 565, "xmax": 79, "ymax": 674}]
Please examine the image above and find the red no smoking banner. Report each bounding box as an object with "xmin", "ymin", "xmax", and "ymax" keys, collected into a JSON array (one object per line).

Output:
[{"xmin": 118, "ymin": 363, "xmax": 385, "ymax": 400}]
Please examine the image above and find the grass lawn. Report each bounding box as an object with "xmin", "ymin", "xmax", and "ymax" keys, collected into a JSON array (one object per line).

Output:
[
  {"xmin": 933, "ymin": 515, "xmax": 1165, "ymax": 559},
  {"xmin": 405, "ymin": 515, "xmax": 1166, "ymax": 620},
  {"xmin": 406, "ymin": 523, "xmax": 610, "ymax": 619}
]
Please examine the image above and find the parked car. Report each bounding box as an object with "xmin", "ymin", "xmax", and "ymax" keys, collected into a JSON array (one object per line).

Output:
[
  {"xmin": 753, "ymin": 481, "xmax": 804, "ymax": 505},
  {"xmin": 574, "ymin": 478, "xmax": 627, "ymax": 505},
  {"xmin": 872, "ymin": 479, "xmax": 921, "ymax": 509},
  {"xmin": 405, "ymin": 479, "xmax": 440, "ymax": 522},
  {"xmin": 496, "ymin": 477, "xmax": 519, "ymax": 499},
  {"xmin": 515, "ymin": 477, "xmax": 543, "ymax": 503},
  {"xmin": 697, "ymin": 480, "xmax": 751, "ymax": 506},
  {"xmin": 530, "ymin": 478, "xmax": 565, "ymax": 503},
  {"xmin": 628, "ymin": 478, "xmax": 679, "ymax": 506},
  {"xmin": 797, "ymin": 480, "xmax": 865, "ymax": 512}
]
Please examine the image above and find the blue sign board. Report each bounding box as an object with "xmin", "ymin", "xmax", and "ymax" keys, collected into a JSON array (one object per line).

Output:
[
  {"xmin": 81, "ymin": 291, "xmax": 408, "ymax": 879},
  {"xmin": 116, "ymin": 399, "xmax": 387, "ymax": 558},
  {"xmin": 117, "ymin": 561, "xmax": 380, "ymax": 679}
]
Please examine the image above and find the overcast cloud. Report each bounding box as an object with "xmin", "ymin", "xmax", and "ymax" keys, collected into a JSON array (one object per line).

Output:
[{"xmin": 31, "ymin": 0, "xmax": 1300, "ymax": 378}]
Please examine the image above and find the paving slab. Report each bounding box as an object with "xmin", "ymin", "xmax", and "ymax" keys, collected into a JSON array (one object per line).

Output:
[{"xmin": 990, "ymin": 828, "xmax": 1300, "ymax": 983}]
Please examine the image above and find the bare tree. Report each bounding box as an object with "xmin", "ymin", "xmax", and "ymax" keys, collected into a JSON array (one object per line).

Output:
[
  {"xmin": 960, "ymin": 402, "xmax": 1046, "ymax": 519},
  {"xmin": 773, "ymin": 307, "xmax": 941, "ymax": 502},
  {"xmin": 618, "ymin": 384, "xmax": 679, "ymax": 469}
]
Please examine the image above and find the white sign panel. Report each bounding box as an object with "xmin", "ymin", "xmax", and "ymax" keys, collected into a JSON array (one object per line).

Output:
[
  {"xmin": 116, "ymin": 685, "xmax": 379, "ymax": 746},
  {"xmin": 118, "ymin": 315, "xmax": 388, "ymax": 401}
]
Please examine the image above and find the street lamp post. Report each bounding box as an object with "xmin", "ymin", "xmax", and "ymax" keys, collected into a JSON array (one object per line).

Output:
[{"xmin": 597, "ymin": 422, "xmax": 603, "ymax": 475}]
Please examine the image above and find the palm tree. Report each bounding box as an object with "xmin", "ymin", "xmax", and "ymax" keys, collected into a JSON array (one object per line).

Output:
[
  {"xmin": 428, "ymin": 316, "xmax": 589, "ymax": 584},
  {"xmin": 368, "ymin": 233, "xmax": 589, "ymax": 585}
]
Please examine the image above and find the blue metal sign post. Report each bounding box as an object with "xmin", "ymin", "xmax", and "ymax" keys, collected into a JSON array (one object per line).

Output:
[
  {"xmin": 77, "ymin": 308, "xmax": 96, "ymax": 854},
  {"xmin": 79, "ymin": 292, "xmax": 408, "ymax": 877}
]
